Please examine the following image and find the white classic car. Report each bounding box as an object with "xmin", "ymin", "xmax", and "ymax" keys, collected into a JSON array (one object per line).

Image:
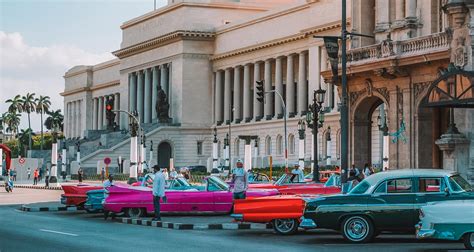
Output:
[{"xmin": 416, "ymin": 199, "xmax": 474, "ymax": 250}]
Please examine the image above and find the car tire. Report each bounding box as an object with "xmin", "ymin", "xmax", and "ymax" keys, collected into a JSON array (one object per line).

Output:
[
  {"xmin": 341, "ymin": 215, "xmax": 374, "ymax": 243},
  {"xmin": 463, "ymin": 232, "xmax": 474, "ymax": 250},
  {"xmin": 126, "ymin": 208, "xmax": 144, "ymax": 218},
  {"xmin": 272, "ymin": 219, "xmax": 299, "ymax": 235}
]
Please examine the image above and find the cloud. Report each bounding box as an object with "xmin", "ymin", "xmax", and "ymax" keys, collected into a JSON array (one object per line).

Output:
[{"xmin": 0, "ymin": 31, "xmax": 115, "ymax": 132}]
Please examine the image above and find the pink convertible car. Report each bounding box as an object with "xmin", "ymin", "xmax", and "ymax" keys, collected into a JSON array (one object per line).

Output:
[{"xmin": 103, "ymin": 176, "xmax": 279, "ymax": 218}]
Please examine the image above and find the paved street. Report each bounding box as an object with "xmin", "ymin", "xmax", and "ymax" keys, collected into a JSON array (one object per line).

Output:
[{"xmin": 0, "ymin": 190, "xmax": 466, "ymax": 252}]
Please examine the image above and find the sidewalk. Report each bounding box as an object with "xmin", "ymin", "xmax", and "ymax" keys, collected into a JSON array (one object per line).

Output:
[{"xmin": 0, "ymin": 188, "xmax": 63, "ymax": 205}]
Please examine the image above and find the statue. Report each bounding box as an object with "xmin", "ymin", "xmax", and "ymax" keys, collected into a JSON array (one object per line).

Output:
[
  {"xmin": 155, "ymin": 85, "xmax": 170, "ymax": 123},
  {"xmin": 454, "ymin": 36, "xmax": 467, "ymax": 68}
]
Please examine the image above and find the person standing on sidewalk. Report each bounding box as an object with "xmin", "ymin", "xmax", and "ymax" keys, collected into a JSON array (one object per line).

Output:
[
  {"xmin": 78, "ymin": 168, "xmax": 83, "ymax": 184},
  {"xmin": 12, "ymin": 169, "xmax": 17, "ymax": 181},
  {"xmin": 101, "ymin": 167, "xmax": 105, "ymax": 183},
  {"xmin": 231, "ymin": 160, "xmax": 248, "ymax": 200},
  {"xmin": 152, "ymin": 165, "xmax": 166, "ymax": 221},
  {"xmin": 45, "ymin": 168, "xmax": 50, "ymax": 187},
  {"xmin": 27, "ymin": 168, "xmax": 31, "ymax": 180},
  {"xmin": 33, "ymin": 168, "xmax": 39, "ymax": 185}
]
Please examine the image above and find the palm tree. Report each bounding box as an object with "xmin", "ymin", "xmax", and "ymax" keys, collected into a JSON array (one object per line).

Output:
[
  {"xmin": 45, "ymin": 109, "xmax": 64, "ymax": 132},
  {"xmin": 17, "ymin": 128, "xmax": 35, "ymax": 156},
  {"xmin": 3, "ymin": 112, "xmax": 20, "ymax": 137},
  {"xmin": 35, "ymin": 95, "xmax": 51, "ymax": 150},
  {"xmin": 6, "ymin": 95, "xmax": 23, "ymax": 113},
  {"xmin": 20, "ymin": 93, "xmax": 36, "ymax": 151}
]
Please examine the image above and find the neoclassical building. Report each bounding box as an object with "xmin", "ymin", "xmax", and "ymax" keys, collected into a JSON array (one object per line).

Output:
[{"xmin": 62, "ymin": 0, "xmax": 474, "ymax": 182}]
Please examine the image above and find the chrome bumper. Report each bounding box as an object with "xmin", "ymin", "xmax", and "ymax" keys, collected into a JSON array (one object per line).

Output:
[
  {"xmin": 299, "ymin": 217, "xmax": 317, "ymax": 229},
  {"xmin": 230, "ymin": 214, "xmax": 243, "ymax": 221},
  {"xmin": 415, "ymin": 223, "xmax": 436, "ymax": 239}
]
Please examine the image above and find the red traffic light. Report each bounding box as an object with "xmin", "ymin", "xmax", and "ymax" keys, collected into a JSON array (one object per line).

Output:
[{"xmin": 106, "ymin": 104, "xmax": 113, "ymax": 111}]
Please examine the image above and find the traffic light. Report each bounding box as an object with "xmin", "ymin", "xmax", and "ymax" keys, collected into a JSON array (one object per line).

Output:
[{"xmin": 256, "ymin": 80, "xmax": 264, "ymax": 103}]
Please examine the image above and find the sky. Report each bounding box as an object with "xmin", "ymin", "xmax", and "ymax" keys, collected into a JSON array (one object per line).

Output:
[{"xmin": 0, "ymin": 0, "xmax": 168, "ymax": 132}]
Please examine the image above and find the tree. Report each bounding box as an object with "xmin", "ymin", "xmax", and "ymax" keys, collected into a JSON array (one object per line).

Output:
[
  {"xmin": 45, "ymin": 109, "xmax": 64, "ymax": 132},
  {"xmin": 17, "ymin": 128, "xmax": 35, "ymax": 156},
  {"xmin": 3, "ymin": 112, "xmax": 20, "ymax": 137},
  {"xmin": 20, "ymin": 93, "xmax": 36, "ymax": 151},
  {"xmin": 6, "ymin": 95, "xmax": 23, "ymax": 114},
  {"xmin": 35, "ymin": 95, "xmax": 51, "ymax": 150}
]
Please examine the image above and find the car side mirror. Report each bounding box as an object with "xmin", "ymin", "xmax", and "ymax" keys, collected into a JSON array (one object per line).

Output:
[{"xmin": 444, "ymin": 187, "xmax": 450, "ymax": 196}]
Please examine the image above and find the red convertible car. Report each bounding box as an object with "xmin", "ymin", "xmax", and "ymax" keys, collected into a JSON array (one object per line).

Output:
[
  {"xmin": 248, "ymin": 173, "xmax": 341, "ymax": 195},
  {"xmin": 61, "ymin": 184, "xmax": 104, "ymax": 207}
]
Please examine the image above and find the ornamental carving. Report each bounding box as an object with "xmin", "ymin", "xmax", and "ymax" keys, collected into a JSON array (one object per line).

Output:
[
  {"xmin": 381, "ymin": 39, "xmax": 394, "ymax": 57},
  {"xmin": 453, "ymin": 36, "xmax": 468, "ymax": 68},
  {"xmin": 375, "ymin": 87, "xmax": 390, "ymax": 104},
  {"xmin": 365, "ymin": 79, "xmax": 373, "ymax": 97},
  {"xmin": 414, "ymin": 82, "xmax": 431, "ymax": 102},
  {"xmin": 349, "ymin": 89, "xmax": 366, "ymax": 107}
]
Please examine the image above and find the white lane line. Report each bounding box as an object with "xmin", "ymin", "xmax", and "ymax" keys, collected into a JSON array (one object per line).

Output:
[{"xmin": 39, "ymin": 229, "xmax": 79, "ymax": 237}]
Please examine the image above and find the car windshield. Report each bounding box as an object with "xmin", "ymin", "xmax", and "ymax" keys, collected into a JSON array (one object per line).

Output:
[
  {"xmin": 276, "ymin": 173, "xmax": 300, "ymax": 184},
  {"xmin": 176, "ymin": 178, "xmax": 191, "ymax": 187},
  {"xmin": 349, "ymin": 181, "xmax": 370, "ymax": 195},
  {"xmin": 207, "ymin": 176, "xmax": 229, "ymax": 191},
  {"xmin": 448, "ymin": 175, "xmax": 472, "ymax": 192},
  {"xmin": 324, "ymin": 174, "xmax": 341, "ymax": 187}
]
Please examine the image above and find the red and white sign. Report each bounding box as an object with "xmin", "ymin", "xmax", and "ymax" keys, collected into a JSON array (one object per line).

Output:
[
  {"xmin": 104, "ymin": 157, "xmax": 111, "ymax": 165},
  {"xmin": 19, "ymin": 157, "xmax": 26, "ymax": 165}
]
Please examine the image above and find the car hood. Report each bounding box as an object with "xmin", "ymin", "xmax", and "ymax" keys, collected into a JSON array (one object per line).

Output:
[{"xmin": 422, "ymin": 199, "xmax": 474, "ymax": 223}]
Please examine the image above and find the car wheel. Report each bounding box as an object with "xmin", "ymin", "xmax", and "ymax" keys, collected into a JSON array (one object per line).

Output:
[
  {"xmin": 464, "ymin": 232, "xmax": 474, "ymax": 250},
  {"xmin": 272, "ymin": 219, "xmax": 299, "ymax": 235},
  {"xmin": 341, "ymin": 215, "xmax": 374, "ymax": 243},
  {"xmin": 126, "ymin": 208, "xmax": 144, "ymax": 218}
]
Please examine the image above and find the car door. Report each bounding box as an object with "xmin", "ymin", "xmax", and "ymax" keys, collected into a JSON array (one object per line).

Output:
[
  {"xmin": 368, "ymin": 178, "xmax": 417, "ymax": 231},
  {"xmin": 414, "ymin": 177, "xmax": 447, "ymax": 205}
]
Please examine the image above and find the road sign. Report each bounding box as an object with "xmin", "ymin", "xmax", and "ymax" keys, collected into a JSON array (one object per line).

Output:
[
  {"xmin": 104, "ymin": 157, "xmax": 111, "ymax": 165},
  {"xmin": 19, "ymin": 157, "xmax": 26, "ymax": 165}
]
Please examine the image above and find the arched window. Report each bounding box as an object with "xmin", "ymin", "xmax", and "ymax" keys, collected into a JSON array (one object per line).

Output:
[
  {"xmin": 265, "ymin": 136, "xmax": 272, "ymax": 156},
  {"xmin": 276, "ymin": 135, "xmax": 283, "ymax": 155},
  {"xmin": 288, "ymin": 134, "xmax": 295, "ymax": 155},
  {"xmin": 234, "ymin": 138, "xmax": 240, "ymax": 156}
]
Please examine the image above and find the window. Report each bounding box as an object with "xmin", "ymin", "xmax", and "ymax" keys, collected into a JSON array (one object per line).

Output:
[
  {"xmin": 234, "ymin": 138, "xmax": 240, "ymax": 156},
  {"xmin": 276, "ymin": 135, "xmax": 283, "ymax": 155},
  {"xmin": 418, "ymin": 178, "xmax": 443, "ymax": 193},
  {"xmin": 197, "ymin": 141, "xmax": 203, "ymax": 156},
  {"xmin": 448, "ymin": 175, "xmax": 472, "ymax": 192},
  {"xmin": 386, "ymin": 179, "xmax": 413, "ymax": 193},
  {"xmin": 265, "ymin": 136, "xmax": 272, "ymax": 156},
  {"xmin": 288, "ymin": 134, "xmax": 295, "ymax": 155}
]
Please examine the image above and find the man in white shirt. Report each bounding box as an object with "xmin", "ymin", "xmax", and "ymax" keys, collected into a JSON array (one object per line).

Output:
[
  {"xmin": 103, "ymin": 174, "xmax": 114, "ymax": 187},
  {"xmin": 291, "ymin": 163, "xmax": 305, "ymax": 183},
  {"xmin": 152, "ymin": 165, "xmax": 166, "ymax": 221},
  {"xmin": 231, "ymin": 160, "xmax": 248, "ymax": 199}
]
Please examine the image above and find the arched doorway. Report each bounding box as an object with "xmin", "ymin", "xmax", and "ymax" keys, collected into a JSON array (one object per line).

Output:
[
  {"xmin": 157, "ymin": 142, "xmax": 172, "ymax": 169},
  {"xmin": 352, "ymin": 96, "xmax": 388, "ymax": 169}
]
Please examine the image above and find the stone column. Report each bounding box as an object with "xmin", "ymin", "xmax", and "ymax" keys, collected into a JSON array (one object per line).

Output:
[
  {"xmin": 224, "ymin": 68, "xmax": 232, "ymax": 124},
  {"xmin": 98, "ymin": 97, "xmax": 104, "ymax": 130},
  {"xmin": 264, "ymin": 59, "xmax": 273, "ymax": 120},
  {"xmin": 375, "ymin": 0, "xmax": 390, "ymax": 41},
  {"xmin": 129, "ymin": 73, "xmax": 137, "ymax": 113},
  {"xmin": 69, "ymin": 102, "xmax": 73, "ymax": 138},
  {"xmin": 395, "ymin": 0, "xmax": 405, "ymax": 21},
  {"xmin": 152, "ymin": 66, "xmax": 159, "ymax": 121},
  {"xmin": 233, "ymin": 66, "xmax": 242, "ymax": 123},
  {"xmin": 298, "ymin": 51, "xmax": 307, "ymax": 116},
  {"xmin": 160, "ymin": 64, "xmax": 169, "ymax": 97},
  {"xmin": 78, "ymin": 100, "xmax": 82, "ymax": 138},
  {"xmin": 253, "ymin": 62, "xmax": 263, "ymax": 121},
  {"xmin": 275, "ymin": 57, "xmax": 284, "ymax": 118},
  {"xmin": 405, "ymin": 0, "xmax": 416, "ymax": 18},
  {"xmin": 137, "ymin": 71, "xmax": 144, "ymax": 122},
  {"xmin": 71, "ymin": 101, "xmax": 76, "ymax": 137},
  {"xmin": 309, "ymin": 46, "xmax": 321, "ymax": 108},
  {"xmin": 114, "ymin": 93, "xmax": 120, "ymax": 125},
  {"xmin": 144, "ymin": 68, "xmax": 152, "ymax": 123},
  {"xmin": 243, "ymin": 64, "xmax": 252, "ymax": 122},
  {"xmin": 286, "ymin": 54, "xmax": 295, "ymax": 117},
  {"xmin": 215, "ymin": 71, "xmax": 224, "ymax": 124},
  {"xmin": 92, "ymin": 98, "xmax": 98, "ymax": 130}
]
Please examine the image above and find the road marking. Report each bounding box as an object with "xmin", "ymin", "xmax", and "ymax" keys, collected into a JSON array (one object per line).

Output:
[{"xmin": 39, "ymin": 229, "xmax": 78, "ymax": 237}]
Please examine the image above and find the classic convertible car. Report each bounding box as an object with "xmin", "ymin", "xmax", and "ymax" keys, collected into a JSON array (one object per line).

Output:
[
  {"xmin": 84, "ymin": 177, "xmax": 197, "ymax": 213},
  {"xmin": 103, "ymin": 176, "xmax": 279, "ymax": 217},
  {"xmin": 232, "ymin": 175, "xmax": 346, "ymax": 235},
  {"xmin": 61, "ymin": 184, "xmax": 104, "ymax": 207},
  {"xmin": 248, "ymin": 173, "xmax": 341, "ymax": 195},
  {"xmin": 301, "ymin": 169, "xmax": 474, "ymax": 243},
  {"xmin": 416, "ymin": 199, "xmax": 474, "ymax": 250}
]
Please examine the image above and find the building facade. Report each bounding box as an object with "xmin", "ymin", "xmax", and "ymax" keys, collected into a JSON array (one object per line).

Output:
[{"xmin": 62, "ymin": 0, "xmax": 474, "ymax": 182}]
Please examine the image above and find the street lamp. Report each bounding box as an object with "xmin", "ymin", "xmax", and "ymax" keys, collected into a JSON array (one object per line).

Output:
[
  {"xmin": 376, "ymin": 114, "xmax": 389, "ymax": 136},
  {"xmin": 297, "ymin": 119, "xmax": 306, "ymax": 169},
  {"xmin": 306, "ymin": 87, "xmax": 326, "ymax": 182}
]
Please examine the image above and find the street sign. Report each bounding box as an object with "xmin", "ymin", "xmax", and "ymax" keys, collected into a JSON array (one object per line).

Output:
[
  {"xmin": 104, "ymin": 157, "xmax": 111, "ymax": 165},
  {"xmin": 19, "ymin": 157, "xmax": 26, "ymax": 165}
]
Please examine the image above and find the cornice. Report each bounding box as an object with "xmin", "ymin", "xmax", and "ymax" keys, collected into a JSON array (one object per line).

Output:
[
  {"xmin": 60, "ymin": 87, "xmax": 90, "ymax": 97},
  {"xmin": 63, "ymin": 68, "xmax": 92, "ymax": 79},
  {"xmin": 92, "ymin": 59, "xmax": 120, "ymax": 72},
  {"xmin": 90, "ymin": 80, "xmax": 120, "ymax": 91},
  {"xmin": 211, "ymin": 20, "xmax": 348, "ymax": 61},
  {"xmin": 112, "ymin": 30, "xmax": 215, "ymax": 59},
  {"xmin": 121, "ymin": 2, "xmax": 268, "ymax": 30}
]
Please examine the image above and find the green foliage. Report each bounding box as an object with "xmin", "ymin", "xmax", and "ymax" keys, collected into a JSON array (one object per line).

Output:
[{"xmin": 3, "ymin": 139, "xmax": 20, "ymax": 157}]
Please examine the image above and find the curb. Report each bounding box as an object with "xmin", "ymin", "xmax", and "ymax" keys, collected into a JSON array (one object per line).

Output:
[
  {"xmin": 15, "ymin": 185, "xmax": 62, "ymax": 190},
  {"xmin": 20, "ymin": 204, "xmax": 77, "ymax": 212},
  {"xmin": 120, "ymin": 217, "xmax": 273, "ymax": 230}
]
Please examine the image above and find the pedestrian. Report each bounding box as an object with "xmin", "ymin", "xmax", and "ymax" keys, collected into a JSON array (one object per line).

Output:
[
  {"xmin": 9, "ymin": 169, "xmax": 14, "ymax": 181},
  {"xmin": 101, "ymin": 167, "xmax": 105, "ymax": 183},
  {"xmin": 103, "ymin": 174, "xmax": 114, "ymax": 187},
  {"xmin": 45, "ymin": 168, "xmax": 50, "ymax": 187},
  {"xmin": 27, "ymin": 168, "xmax": 31, "ymax": 180},
  {"xmin": 78, "ymin": 168, "xmax": 83, "ymax": 184},
  {"xmin": 230, "ymin": 160, "xmax": 248, "ymax": 200},
  {"xmin": 363, "ymin": 163, "xmax": 373, "ymax": 178},
  {"xmin": 169, "ymin": 167, "xmax": 178, "ymax": 180},
  {"xmin": 291, "ymin": 163, "xmax": 305, "ymax": 183},
  {"xmin": 12, "ymin": 169, "xmax": 17, "ymax": 181},
  {"xmin": 152, "ymin": 165, "xmax": 166, "ymax": 221},
  {"xmin": 33, "ymin": 168, "xmax": 39, "ymax": 185},
  {"xmin": 162, "ymin": 168, "xmax": 169, "ymax": 180},
  {"xmin": 349, "ymin": 164, "xmax": 361, "ymax": 182}
]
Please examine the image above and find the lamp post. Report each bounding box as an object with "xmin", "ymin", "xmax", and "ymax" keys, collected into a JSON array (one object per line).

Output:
[
  {"xmin": 306, "ymin": 87, "xmax": 326, "ymax": 182},
  {"xmin": 212, "ymin": 127, "xmax": 218, "ymax": 170},
  {"xmin": 297, "ymin": 120, "xmax": 306, "ymax": 169},
  {"xmin": 61, "ymin": 140, "xmax": 67, "ymax": 181},
  {"xmin": 224, "ymin": 133, "xmax": 230, "ymax": 170}
]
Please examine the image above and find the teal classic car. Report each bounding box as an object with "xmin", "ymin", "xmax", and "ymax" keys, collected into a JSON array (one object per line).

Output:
[
  {"xmin": 416, "ymin": 199, "xmax": 474, "ymax": 250},
  {"xmin": 301, "ymin": 169, "xmax": 474, "ymax": 243}
]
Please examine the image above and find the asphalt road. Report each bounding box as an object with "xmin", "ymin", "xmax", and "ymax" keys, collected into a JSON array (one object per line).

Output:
[{"xmin": 0, "ymin": 205, "xmax": 466, "ymax": 252}]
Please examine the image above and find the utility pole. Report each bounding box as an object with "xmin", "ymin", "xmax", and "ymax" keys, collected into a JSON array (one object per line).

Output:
[{"xmin": 340, "ymin": 0, "xmax": 349, "ymax": 190}]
